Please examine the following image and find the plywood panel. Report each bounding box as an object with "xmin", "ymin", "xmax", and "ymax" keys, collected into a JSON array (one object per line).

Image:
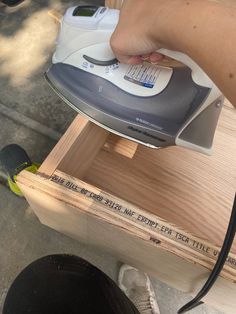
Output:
[
  {"xmin": 39, "ymin": 115, "xmax": 109, "ymax": 178},
  {"xmin": 17, "ymin": 169, "xmax": 236, "ymax": 314},
  {"xmin": 84, "ymin": 104, "xmax": 236, "ymax": 252}
]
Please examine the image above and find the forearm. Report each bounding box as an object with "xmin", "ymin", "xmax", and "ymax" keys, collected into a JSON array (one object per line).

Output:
[
  {"xmin": 161, "ymin": 0, "xmax": 236, "ymax": 106},
  {"xmin": 112, "ymin": 0, "xmax": 236, "ymax": 106}
]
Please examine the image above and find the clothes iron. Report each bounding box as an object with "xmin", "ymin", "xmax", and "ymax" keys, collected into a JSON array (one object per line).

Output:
[{"xmin": 46, "ymin": 5, "xmax": 223, "ymax": 155}]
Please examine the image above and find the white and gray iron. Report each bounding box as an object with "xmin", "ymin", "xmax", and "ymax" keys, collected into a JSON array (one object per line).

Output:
[{"xmin": 46, "ymin": 5, "xmax": 223, "ymax": 155}]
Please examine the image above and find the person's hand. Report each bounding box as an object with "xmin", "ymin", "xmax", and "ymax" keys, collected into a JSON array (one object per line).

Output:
[
  {"xmin": 110, "ymin": 0, "xmax": 182, "ymax": 64},
  {"xmin": 110, "ymin": 0, "xmax": 236, "ymax": 107}
]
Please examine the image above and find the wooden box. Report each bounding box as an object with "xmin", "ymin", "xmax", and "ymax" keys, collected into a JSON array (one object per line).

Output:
[
  {"xmin": 17, "ymin": 101, "xmax": 236, "ymax": 313},
  {"xmin": 17, "ymin": 1, "xmax": 236, "ymax": 312}
]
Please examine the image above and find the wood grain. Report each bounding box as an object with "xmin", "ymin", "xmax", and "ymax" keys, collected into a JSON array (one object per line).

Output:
[
  {"xmin": 103, "ymin": 134, "xmax": 138, "ymax": 158},
  {"xmin": 17, "ymin": 169, "xmax": 236, "ymax": 314},
  {"xmin": 83, "ymin": 104, "xmax": 236, "ymax": 252},
  {"xmin": 57, "ymin": 120, "xmax": 109, "ymax": 179},
  {"xmin": 38, "ymin": 115, "xmax": 109, "ymax": 178}
]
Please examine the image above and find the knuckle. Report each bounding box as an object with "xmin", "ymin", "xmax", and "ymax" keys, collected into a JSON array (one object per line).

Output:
[{"xmin": 110, "ymin": 34, "xmax": 123, "ymax": 54}]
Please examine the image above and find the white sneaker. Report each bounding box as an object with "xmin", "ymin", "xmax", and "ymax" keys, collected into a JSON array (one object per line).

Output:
[{"xmin": 118, "ymin": 264, "xmax": 160, "ymax": 314}]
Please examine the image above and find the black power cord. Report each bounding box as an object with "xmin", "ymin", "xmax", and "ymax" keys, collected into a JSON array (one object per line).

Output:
[{"xmin": 178, "ymin": 193, "xmax": 236, "ymax": 313}]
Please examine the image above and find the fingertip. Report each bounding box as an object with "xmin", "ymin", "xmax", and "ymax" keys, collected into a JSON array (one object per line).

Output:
[
  {"xmin": 149, "ymin": 52, "xmax": 164, "ymax": 62},
  {"xmin": 127, "ymin": 56, "xmax": 143, "ymax": 64}
]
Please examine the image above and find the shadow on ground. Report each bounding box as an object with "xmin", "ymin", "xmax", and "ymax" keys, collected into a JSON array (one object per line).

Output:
[
  {"xmin": 0, "ymin": 0, "xmax": 103, "ymax": 161},
  {"xmin": 0, "ymin": 0, "xmax": 103, "ymax": 135}
]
